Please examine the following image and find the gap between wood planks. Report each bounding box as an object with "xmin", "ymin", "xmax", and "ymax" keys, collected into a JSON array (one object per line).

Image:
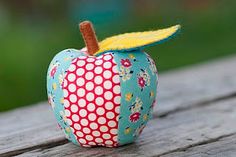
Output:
[
  {"xmin": 2, "ymin": 92, "xmax": 236, "ymax": 157},
  {"xmin": 157, "ymin": 133, "xmax": 236, "ymax": 157},
  {"xmin": 157, "ymin": 91, "xmax": 236, "ymax": 118},
  {"xmin": 16, "ymin": 95, "xmax": 236, "ymax": 157},
  {"xmin": 0, "ymin": 138, "xmax": 68, "ymax": 157},
  {"xmin": 160, "ymin": 133, "xmax": 236, "ymax": 157}
]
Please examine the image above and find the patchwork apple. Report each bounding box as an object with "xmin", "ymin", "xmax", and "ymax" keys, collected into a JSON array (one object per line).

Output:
[{"xmin": 47, "ymin": 21, "xmax": 180, "ymax": 147}]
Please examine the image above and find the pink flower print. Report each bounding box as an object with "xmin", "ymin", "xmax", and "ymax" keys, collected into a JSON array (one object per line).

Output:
[
  {"xmin": 138, "ymin": 77, "xmax": 145, "ymax": 88},
  {"xmin": 50, "ymin": 66, "xmax": 57, "ymax": 77},
  {"xmin": 129, "ymin": 112, "xmax": 141, "ymax": 122},
  {"xmin": 50, "ymin": 61, "xmax": 60, "ymax": 78},
  {"xmin": 121, "ymin": 59, "xmax": 132, "ymax": 68},
  {"xmin": 137, "ymin": 69, "xmax": 150, "ymax": 90}
]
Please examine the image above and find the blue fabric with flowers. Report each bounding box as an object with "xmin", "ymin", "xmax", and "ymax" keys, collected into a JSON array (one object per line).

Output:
[
  {"xmin": 47, "ymin": 49, "xmax": 85, "ymax": 145},
  {"xmin": 112, "ymin": 50, "xmax": 158, "ymax": 145}
]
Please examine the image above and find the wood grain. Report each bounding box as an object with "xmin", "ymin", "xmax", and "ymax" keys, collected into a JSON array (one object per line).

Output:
[
  {"xmin": 0, "ymin": 103, "xmax": 64, "ymax": 156},
  {"xmin": 0, "ymin": 103, "xmax": 55, "ymax": 136},
  {"xmin": 17, "ymin": 97, "xmax": 236, "ymax": 157},
  {"xmin": 156, "ymin": 54, "xmax": 236, "ymax": 116},
  {"xmin": 161, "ymin": 134, "xmax": 236, "ymax": 157}
]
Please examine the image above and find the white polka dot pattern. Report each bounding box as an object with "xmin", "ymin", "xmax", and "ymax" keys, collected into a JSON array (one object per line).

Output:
[{"xmin": 63, "ymin": 53, "xmax": 120, "ymax": 147}]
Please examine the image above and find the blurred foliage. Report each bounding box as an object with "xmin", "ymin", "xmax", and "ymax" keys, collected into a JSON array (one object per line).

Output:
[{"xmin": 0, "ymin": 0, "xmax": 236, "ymax": 111}]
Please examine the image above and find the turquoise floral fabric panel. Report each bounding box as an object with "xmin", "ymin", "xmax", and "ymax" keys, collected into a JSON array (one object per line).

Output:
[
  {"xmin": 113, "ymin": 50, "xmax": 158, "ymax": 145},
  {"xmin": 47, "ymin": 49, "xmax": 84, "ymax": 145}
]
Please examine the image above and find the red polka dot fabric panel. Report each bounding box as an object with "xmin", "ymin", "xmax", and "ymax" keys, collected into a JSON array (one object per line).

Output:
[{"xmin": 63, "ymin": 53, "xmax": 120, "ymax": 147}]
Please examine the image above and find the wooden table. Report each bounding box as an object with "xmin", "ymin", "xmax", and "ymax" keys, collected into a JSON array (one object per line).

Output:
[{"xmin": 1, "ymin": 55, "xmax": 236, "ymax": 157}]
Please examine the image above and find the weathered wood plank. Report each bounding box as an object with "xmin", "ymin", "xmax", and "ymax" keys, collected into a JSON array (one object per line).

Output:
[
  {"xmin": 157, "ymin": 55, "xmax": 236, "ymax": 115},
  {"xmin": 16, "ymin": 97, "xmax": 236, "ymax": 157},
  {"xmin": 1, "ymin": 55, "xmax": 236, "ymax": 156},
  {"xmin": 0, "ymin": 103, "xmax": 64, "ymax": 156},
  {"xmin": 0, "ymin": 103, "xmax": 54, "ymax": 136},
  {"xmin": 161, "ymin": 134, "xmax": 236, "ymax": 157}
]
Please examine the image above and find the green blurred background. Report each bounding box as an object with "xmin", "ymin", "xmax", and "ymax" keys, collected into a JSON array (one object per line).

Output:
[{"xmin": 0, "ymin": 0, "xmax": 236, "ymax": 111}]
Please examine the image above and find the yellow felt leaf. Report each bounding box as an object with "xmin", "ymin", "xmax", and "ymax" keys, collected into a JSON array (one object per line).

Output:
[{"xmin": 94, "ymin": 24, "xmax": 181, "ymax": 55}]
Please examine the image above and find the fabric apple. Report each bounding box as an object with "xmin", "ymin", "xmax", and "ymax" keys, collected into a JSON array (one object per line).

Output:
[{"xmin": 47, "ymin": 21, "xmax": 180, "ymax": 147}]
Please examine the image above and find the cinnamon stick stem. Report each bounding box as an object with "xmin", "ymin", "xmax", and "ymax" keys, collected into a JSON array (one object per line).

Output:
[{"xmin": 79, "ymin": 21, "xmax": 99, "ymax": 56}]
